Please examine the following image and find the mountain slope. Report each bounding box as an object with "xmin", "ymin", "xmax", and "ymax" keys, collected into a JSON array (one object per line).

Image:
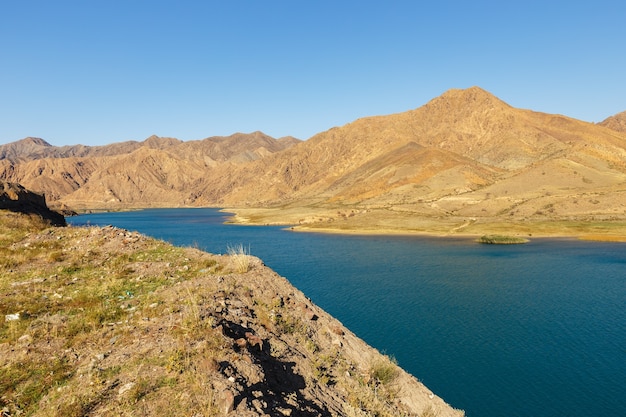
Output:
[
  {"xmin": 192, "ymin": 87, "xmax": 626, "ymax": 212},
  {"xmin": 0, "ymin": 181, "xmax": 66, "ymax": 226},
  {"xmin": 0, "ymin": 132, "xmax": 301, "ymax": 209},
  {"xmin": 3, "ymin": 87, "xmax": 626, "ymax": 236}
]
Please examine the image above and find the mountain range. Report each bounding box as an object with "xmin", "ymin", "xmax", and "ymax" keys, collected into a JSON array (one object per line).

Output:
[{"xmin": 2, "ymin": 87, "xmax": 625, "ymax": 237}]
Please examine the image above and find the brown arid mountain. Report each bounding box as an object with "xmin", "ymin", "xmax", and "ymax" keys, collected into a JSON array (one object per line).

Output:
[
  {"xmin": 197, "ymin": 87, "xmax": 626, "ymax": 238},
  {"xmin": 0, "ymin": 131, "xmax": 300, "ymax": 209},
  {"xmin": 0, "ymin": 136, "xmax": 169, "ymax": 163},
  {"xmin": 2, "ymin": 87, "xmax": 626, "ymax": 238}
]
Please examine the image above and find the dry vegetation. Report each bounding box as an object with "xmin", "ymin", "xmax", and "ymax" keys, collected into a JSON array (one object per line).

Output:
[
  {"xmin": 1, "ymin": 211, "xmax": 463, "ymax": 417},
  {"xmin": 476, "ymin": 235, "xmax": 529, "ymax": 244}
]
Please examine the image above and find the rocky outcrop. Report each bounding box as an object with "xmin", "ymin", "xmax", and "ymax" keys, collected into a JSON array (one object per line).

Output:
[{"xmin": 0, "ymin": 181, "xmax": 66, "ymax": 226}]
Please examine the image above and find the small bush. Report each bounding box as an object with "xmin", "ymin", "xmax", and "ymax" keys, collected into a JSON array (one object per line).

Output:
[
  {"xmin": 369, "ymin": 356, "xmax": 399, "ymax": 386},
  {"xmin": 477, "ymin": 235, "xmax": 529, "ymax": 244}
]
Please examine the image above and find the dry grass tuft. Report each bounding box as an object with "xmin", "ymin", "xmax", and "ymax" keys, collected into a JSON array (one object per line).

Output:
[{"xmin": 227, "ymin": 243, "xmax": 252, "ymax": 273}]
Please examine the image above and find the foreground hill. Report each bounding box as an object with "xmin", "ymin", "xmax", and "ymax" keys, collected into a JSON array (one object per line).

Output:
[
  {"xmin": 2, "ymin": 87, "xmax": 626, "ymax": 238},
  {"xmin": 0, "ymin": 209, "xmax": 462, "ymax": 417}
]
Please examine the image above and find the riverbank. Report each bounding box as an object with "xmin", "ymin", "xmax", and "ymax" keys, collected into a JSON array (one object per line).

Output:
[
  {"xmin": 224, "ymin": 206, "xmax": 626, "ymax": 242},
  {"xmin": 0, "ymin": 210, "xmax": 463, "ymax": 416}
]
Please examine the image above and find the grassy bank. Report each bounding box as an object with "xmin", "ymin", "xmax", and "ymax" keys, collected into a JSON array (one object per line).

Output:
[{"xmin": 1, "ymin": 211, "xmax": 463, "ymax": 417}]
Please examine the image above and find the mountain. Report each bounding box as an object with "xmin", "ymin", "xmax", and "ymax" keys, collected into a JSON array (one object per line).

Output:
[
  {"xmin": 189, "ymin": 87, "xmax": 626, "ymax": 220},
  {"xmin": 599, "ymin": 110, "xmax": 626, "ymax": 133},
  {"xmin": 2, "ymin": 87, "xmax": 626, "ymax": 237},
  {"xmin": 0, "ymin": 132, "xmax": 301, "ymax": 208}
]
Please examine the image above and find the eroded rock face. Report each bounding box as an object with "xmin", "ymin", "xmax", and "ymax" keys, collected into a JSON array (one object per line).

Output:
[{"xmin": 0, "ymin": 181, "xmax": 66, "ymax": 226}]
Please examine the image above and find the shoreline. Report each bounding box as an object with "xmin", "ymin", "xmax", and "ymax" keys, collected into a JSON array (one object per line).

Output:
[
  {"xmin": 221, "ymin": 207, "xmax": 626, "ymax": 242},
  {"xmin": 68, "ymin": 205, "xmax": 626, "ymax": 243}
]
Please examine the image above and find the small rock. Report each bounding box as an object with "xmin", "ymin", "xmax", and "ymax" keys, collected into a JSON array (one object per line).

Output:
[
  {"xmin": 252, "ymin": 398, "xmax": 267, "ymax": 413},
  {"xmin": 18, "ymin": 334, "xmax": 33, "ymax": 346},
  {"xmin": 235, "ymin": 338, "xmax": 247, "ymax": 349},
  {"xmin": 244, "ymin": 332, "xmax": 263, "ymax": 350},
  {"xmin": 221, "ymin": 390, "xmax": 235, "ymax": 414},
  {"xmin": 330, "ymin": 325, "xmax": 345, "ymax": 336},
  {"xmin": 277, "ymin": 407, "xmax": 293, "ymax": 416},
  {"xmin": 118, "ymin": 382, "xmax": 136, "ymax": 396},
  {"xmin": 4, "ymin": 313, "xmax": 19, "ymax": 321}
]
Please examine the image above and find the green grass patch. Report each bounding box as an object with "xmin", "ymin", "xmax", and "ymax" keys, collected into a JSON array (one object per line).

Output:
[{"xmin": 477, "ymin": 234, "xmax": 529, "ymax": 244}]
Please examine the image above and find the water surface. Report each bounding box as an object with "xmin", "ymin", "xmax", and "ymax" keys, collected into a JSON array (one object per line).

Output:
[{"xmin": 71, "ymin": 208, "xmax": 626, "ymax": 417}]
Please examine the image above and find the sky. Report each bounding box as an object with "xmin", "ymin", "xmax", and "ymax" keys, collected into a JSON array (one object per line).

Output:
[{"xmin": 1, "ymin": 1, "xmax": 625, "ymax": 146}]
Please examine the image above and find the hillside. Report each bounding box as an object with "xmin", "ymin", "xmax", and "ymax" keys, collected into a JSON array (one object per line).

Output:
[
  {"xmin": 2, "ymin": 87, "xmax": 626, "ymax": 238},
  {"xmin": 208, "ymin": 88, "xmax": 626, "ymax": 238},
  {"xmin": 0, "ymin": 209, "xmax": 462, "ymax": 417},
  {"xmin": 0, "ymin": 132, "xmax": 300, "ymax": 208},
  {"xmin": 216, "ymin": 87, "xmax": 626, "ymax": 205},
  {"xmin": 0, "ymin": 181, "xmax": 66, "ymax": 226}
]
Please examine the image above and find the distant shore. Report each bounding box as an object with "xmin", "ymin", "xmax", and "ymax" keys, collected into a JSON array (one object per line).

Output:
[
  {"xmin": 65, "ymin": 205, "xmax": 626, "ymax": 242},
  {"xmin": 223, "ymin": 207, "xmax": 626, "ymax": 242}
]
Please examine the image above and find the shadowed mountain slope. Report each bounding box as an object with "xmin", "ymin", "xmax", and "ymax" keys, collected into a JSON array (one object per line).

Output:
[{"xmin": 0, "ymin": 181, "xmax": 66, "ymax": 226}]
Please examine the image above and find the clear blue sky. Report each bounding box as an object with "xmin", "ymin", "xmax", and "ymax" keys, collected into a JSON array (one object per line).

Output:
[{"xmin": 1, "ymin": 1, "xmax": 624, "ymax": 146}]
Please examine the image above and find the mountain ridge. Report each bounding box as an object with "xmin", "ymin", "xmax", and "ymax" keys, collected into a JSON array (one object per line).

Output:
[{"xmin": 2, "ymin": 87, "xmax": 625, "ymax": 237}]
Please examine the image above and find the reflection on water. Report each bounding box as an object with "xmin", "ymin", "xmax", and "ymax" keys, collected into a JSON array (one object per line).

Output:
[{"xmin": 71, "ymin": 208, "xmax": 626, "ymax": 417}]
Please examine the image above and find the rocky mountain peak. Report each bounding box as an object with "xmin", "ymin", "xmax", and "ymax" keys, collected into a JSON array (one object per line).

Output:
[
  {"xmin": 420, "ymin": 86, "xmax": 512, "ymax": 116},
  {"xmin": 598, "ymin": 110, "xmax": 626, "ymax": 132},
  {"xmin": 20, "ymin": 137, "xmax": 52, "ymax": 147}
]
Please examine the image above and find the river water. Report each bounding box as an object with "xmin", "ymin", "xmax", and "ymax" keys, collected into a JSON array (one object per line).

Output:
[{"xmin": 70, "ymin": 208, "xmax": 626, "ymax": 417}]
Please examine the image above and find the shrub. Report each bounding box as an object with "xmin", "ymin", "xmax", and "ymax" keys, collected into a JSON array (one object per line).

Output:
[
  {"xmin": 477, "ymin": 235, "xmax": 529, "ymax": 244},
  {"xmin": 369, "ymin": 356, "xmax": 399, "ymax": 386}
]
